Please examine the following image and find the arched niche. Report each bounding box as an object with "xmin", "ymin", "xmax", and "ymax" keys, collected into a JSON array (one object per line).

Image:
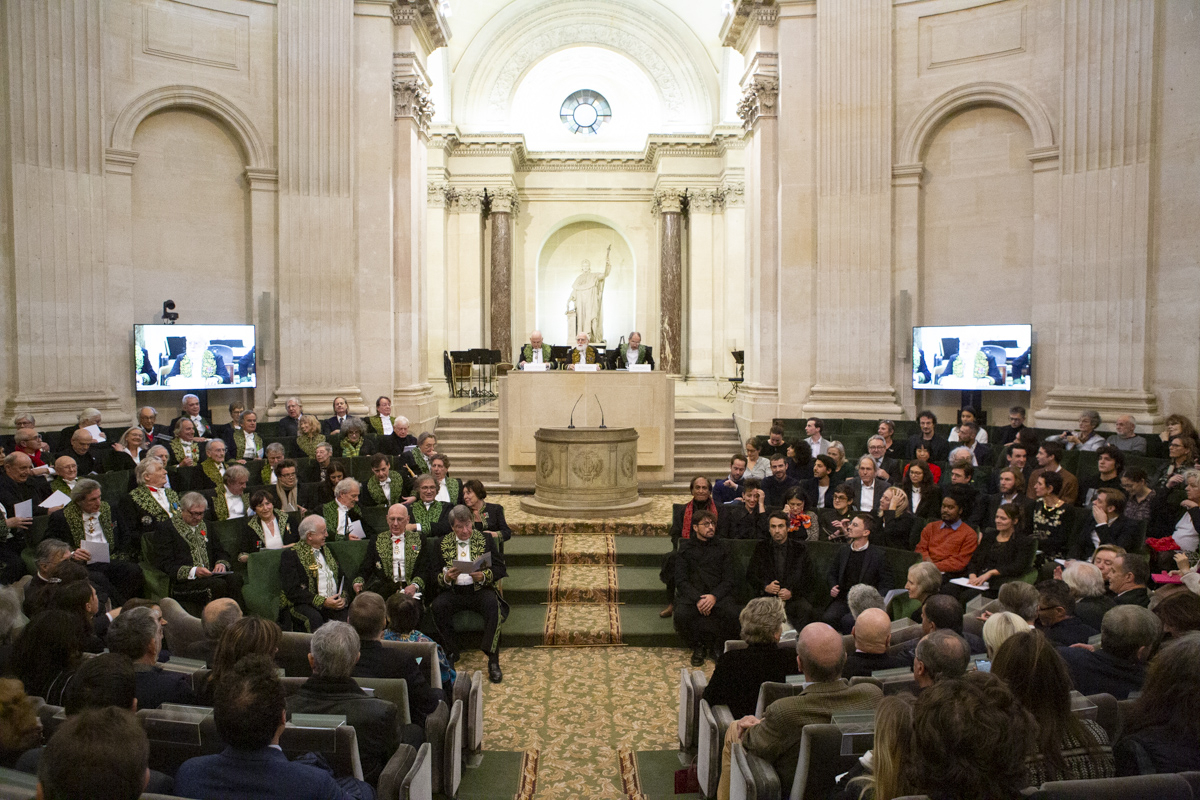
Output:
[{"xmin": 536, "ymin": 219, "xmax": 637, "ymax": 347}]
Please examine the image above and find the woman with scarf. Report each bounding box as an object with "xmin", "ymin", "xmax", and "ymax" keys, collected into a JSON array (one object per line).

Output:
[{"xmin": 781, "ymin": 487, "xmax": 817, "ymax": 541}]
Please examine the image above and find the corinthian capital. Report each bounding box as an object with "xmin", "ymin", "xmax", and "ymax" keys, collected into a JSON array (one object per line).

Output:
[
  {"xmin": 488, "ymin": 188, "xmax": 520, "ymax": 217},
  {"xmin": 653, "ymin": 188, "xmax": 687, "ymax": 215}
]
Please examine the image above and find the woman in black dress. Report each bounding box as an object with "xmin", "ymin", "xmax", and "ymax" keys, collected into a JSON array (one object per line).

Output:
[{"xmin": 963, "ymin": 503, "xmax": 1034, "ymax": 598}]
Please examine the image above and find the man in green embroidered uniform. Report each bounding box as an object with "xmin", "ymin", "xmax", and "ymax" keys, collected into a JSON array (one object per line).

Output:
[
  {"xmin": 151, "ymin": 492, "xmax": 243, "ymax": 608},
  {"xmin": 363, "ymin": 454, "xmax": 397, "ymax": 507},
  {"xmin": 429, "ymin": 454, "xmax": 463, "ymax": 506},
  {"xmin": 354, "ymin": 503, "xmax": 432, "ymax": 600},
  {"xmin": 118, "ymin": 459, "xmax": 180, "ymax": 546},
  {"xmin": 405, "ymin": 474, "xmax": 450, "ymax": 538},
  {"xmin": 47, "ymin": 479, "xmax": 144, "ymax": 604},
  {"xmin": 401, "ymin": 432, "xmax": 438, "ymax": 486},
  {"xmin": 431, "ymin": 505, "xmax": 508, "ymax": 683},
  {"xmin": 322, "ymin": 478, "xmax": 369, "ymax": 541},
  {"xmin": 367, "ymin": 396, "xmax": 397, "ymax": 437},
  {"xmin": 280, "ymin": 515, "xmax": 349, "ymax": 632},
  {"xmin": 611, "ymin": 330, "xmax": 655, "ymax": 370},
  {"xmin": 516, "ymin": 330, "xmax": 555, "ymax": 370}
]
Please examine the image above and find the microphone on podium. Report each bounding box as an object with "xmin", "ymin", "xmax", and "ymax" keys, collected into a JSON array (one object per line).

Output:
[
  {"xmin": 595, "ymin": 395, "xmax": 607, "ymax": 429},
  {"xmin": 568, "ymin": 394, "xmax": 584, "ymax": 429}
]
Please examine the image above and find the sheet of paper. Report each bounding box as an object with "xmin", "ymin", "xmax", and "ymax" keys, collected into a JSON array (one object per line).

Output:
[
  {"xmin": 14, "ymin": 500, "xmax": 32, "ymax": 519},
  {"xmin": 629, "ymin": 364, "xmax": 652, "ymax": 372},
  {"xmin": 882, "ymin": 589, "xmax": 907, "ymax": 608},
  {"xmin": 574, "ymin": 363, "xmax": 599, "ymax": 372},
  {"xmin": 347, "ymin": 520, "xmax": 366, "ymax": 540},
  {"xmin": 949, "ymin": 577, "xmax": 987, "ymax": 591},
  {"xmin": 39, "ymin": 490, "xmax": 71, "ymax": 509},
  {"xmin": 453, "ymin": 552, "xmax": 492, "ymax": 573},
  {"xmin": 522, "ymin": 362, "xmax": 548, "ymax": 372},
  {"xmin": 83, "ymin": 424, "xmax": 105, "ymax": 442},
  {"xmin": 81, "ymin": 540, "xmax": 110, "ymax": 563}
]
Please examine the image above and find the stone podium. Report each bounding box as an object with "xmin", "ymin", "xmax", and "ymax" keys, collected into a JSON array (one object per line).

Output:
[{"xmin": 519, "ymin": 427, "xmax": 653, "ymax": 518}]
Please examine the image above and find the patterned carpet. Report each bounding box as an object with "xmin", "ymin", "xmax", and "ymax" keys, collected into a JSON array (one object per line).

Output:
[
  {"xmin": 458, "ymin": 647, "xmax": 705, "ymax": 799},
  {"xmin": 543, "ymin": 534, "xmax": 623, "ymax": 645}
]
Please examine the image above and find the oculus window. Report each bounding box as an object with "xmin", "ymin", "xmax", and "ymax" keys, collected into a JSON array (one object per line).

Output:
[{"xmin": 560, "ymin": 90, "xmax": 611, "ymax": 135}]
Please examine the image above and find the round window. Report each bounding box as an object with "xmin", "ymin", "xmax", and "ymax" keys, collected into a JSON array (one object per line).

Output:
[{"xmin": 560, "ymin": 90, "xmax": 611, "ymax": 135}]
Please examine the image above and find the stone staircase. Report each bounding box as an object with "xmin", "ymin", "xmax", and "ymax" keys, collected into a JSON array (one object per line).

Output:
[{"xmin": 673, "ymin": 415, "xmax": 742, "ymax": 484}]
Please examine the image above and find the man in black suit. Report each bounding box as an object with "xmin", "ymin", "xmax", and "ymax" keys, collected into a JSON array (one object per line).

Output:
[
  {"xmin": 905, "ymin": 410, "xmax": 950, "ymax": 461},
  {"xmin": 54, "ymin": 429, "xmax": 99, "ymax": 476},
  {"xmin": 1070, "ymin": 488, "xmax": 1139, "ymax": 560},
  {"xmin": 761, "ymin": 454, "xmax": 800, "ymax": 510},
  {"xmin": 746, "ymin": 512, "xmax": 813, "ymax": 631},
  {"xmin": 717, "ymin": 479, "xmax": 767, "ymax": 540},
  {"xmin": 848, "ymin": 457, "xmax": 890, "ymax": 514},
  {"xmin": 349, "ymin": 592, "xmax": 443, "ymax": 729},
  {"xmin": 106, "ymin": 606, "xmax": 196, "ymax": 710},
  {"xmin": 169, "ymin": 394, "xmax": 214, "ymax": 440},
  {"xmin": 712, "ymin": 454, "xmax": 747, "ymax": 505},
  {"xmin": 277, "ymin": 397, "xmax": 303, "ymax": 437},
  {"xmin": 843, "ymin": 608, "xmax": 908, "ymax": 677},
  {"xmin": 1057, "ymin": 605, "xmax": 1159, "ymax": 700},
  {"xmin": 1077, "ymin": 446, "xmax": 1125, "ymax": 507},
  {"xmin": 151, "ymin": 491, "xmax": 243, "ymax": 608},
  {"xmin": 865, "ymin": 436, "xmax": 901, "ymax": 484},
  {"xmin": 675, "ymin": 509, "xmax": 742, "ymax": 666},
  {"xmin": 1033, "ymin": 579, "xmax": 1097, "ymax": 646},
  {"xmin": 1109, "ymin": 552, "xmax": 1151, "ymax": 607},
  {"xmin": 821, "ymin": 514, "xmax": 893, "ymax": 633},
  {"xmin": 0, "ymin": 452, "xmax": 53, "ymax": 583},
  {"xmin": 22, "ymin": 538, "xmax": 71, "ymax": 618},
  {"xmin": 136, "ymin": 406, "xmax": 172, "ymax": 445},
  {"xmin": 321, "ymin": 396, "xmax": 352, "ymax": 435},
  {"xmin": 955, "ymin": 421, "xmax": 992, "ymax": 467}
]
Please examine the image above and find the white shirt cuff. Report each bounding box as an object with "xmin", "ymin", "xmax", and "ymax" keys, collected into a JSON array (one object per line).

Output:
[{"xmin": 188, "ymin": 567, "xmax": 198, "ymax": 580}]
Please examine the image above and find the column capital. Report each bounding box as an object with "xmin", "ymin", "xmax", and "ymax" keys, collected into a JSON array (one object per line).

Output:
[
  {"xmin": 688, "ymin": 189, "xmax": 722, "ymax": 213},
  {"xmin": 652, "ymin": 188, "xmax": 687, "ymax": 215},
  {"xmin": 737, "ymin": 52, "xmax": 780, "ymax": 131},
  {"xmin": 393, "ymin": 54, "xmax": 434, "ymax": 136},
  {"xmin": 390, "ymin": 0, "xmax": 450, "ymax": 51},
  {"xmin": 450, "ymin": 188, "xmax": 485, "ymax": 213},
  {"xmin": 720, "ymin": 181, "xmax": 746, "ymax": 208},
  {"xmin": 488, "ymin": 188, "xmax": 520, "ymax": 217},
  {"xmin": 427, "ymin": 181, "xmax": 452, "ymax": 208}
]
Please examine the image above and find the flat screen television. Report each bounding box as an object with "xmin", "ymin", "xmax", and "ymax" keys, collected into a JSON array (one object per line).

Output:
[
  {"xmin": 912, "ymin": 324, "xmax": 1031, "ymax": 391},
  {"xmin": 134, "ymin": 324, "xmax": 256, "ymax": 391}
]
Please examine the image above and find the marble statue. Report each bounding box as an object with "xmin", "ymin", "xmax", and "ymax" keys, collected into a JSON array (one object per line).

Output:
[{"xmin": 566, "ymin": 245, "xmax": 612, "ymax": 343}]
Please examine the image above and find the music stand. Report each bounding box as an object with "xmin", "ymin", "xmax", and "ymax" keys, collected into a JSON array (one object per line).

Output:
[
  {"xmin": 449, "ymin": 351, "xmax": 472, "ymax": 398},
  {"xmin": 724, "ymin": 350, "xmax": 745, "ymax": 399}
]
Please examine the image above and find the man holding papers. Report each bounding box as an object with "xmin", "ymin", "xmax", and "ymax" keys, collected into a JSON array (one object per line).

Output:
[
  {"xmin": 280, "ymin": 515, "xmax": 351, "ymax": 632},
  {"xmin": 47, "ymin": 479, "xmax": 144, "ymax": 604},
  {"xmin": 321, "ymin": 478, "xmax": 370, "ymax": 541},
  {"xmin": 0, "ymin": 452, "xmax": 52, "ymax": 582},
  {"xmin": 152, "ymin": 492, "xmax": 243, "ymax": 608},
  {"xmin": 517, "ymin": 330, "xmax": 555, "ymax": 370},
  {"xmin": 432, "ymin": 505, "xmax": 508, "ymax": 683}
]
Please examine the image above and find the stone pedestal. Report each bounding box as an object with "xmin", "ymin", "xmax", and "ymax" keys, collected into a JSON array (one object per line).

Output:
[{"xmin": 520, "ymin": 427, "xmax": 653, "ymax": 518}]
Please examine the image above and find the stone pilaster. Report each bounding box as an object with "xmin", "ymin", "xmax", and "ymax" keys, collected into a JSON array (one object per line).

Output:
[
  {"xmin": 687, "ymin": 189, "xmax": 722, "ymax": 380},
  {"xmin": 1, "ymin": 0, "xmax": 126, "ymax": 427},
  {"xmin": 1039, "ymin": 0, "xmax": 1161, "ymax": 428},
  {"xmin": 654, "ymin": 189, "xmax": 686, "ymax": 375},
  {"xmin": 803, "ymin": 0, "xmax": 901, "ymax": 418},
  {"xmin": 488, "ymin": 189, "xmax": 518, "ymax": 364},
  {"xmin": 272, "ymin": 0, "xmax": 365, "ymax": 418}
]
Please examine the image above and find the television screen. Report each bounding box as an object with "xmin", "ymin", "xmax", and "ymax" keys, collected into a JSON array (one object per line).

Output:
[
  {"xmin": 135, "ymin": 324, "xmax": 256, "ymax": 391},
  {"xmin": 912, "ymin": 324, "xmax": 1031, "ymax": 391}
]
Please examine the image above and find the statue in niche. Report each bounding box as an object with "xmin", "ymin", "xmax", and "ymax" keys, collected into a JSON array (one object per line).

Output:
[{"xmin": 566, "ymin": 245, "xmax": 612, "ymax": 343}]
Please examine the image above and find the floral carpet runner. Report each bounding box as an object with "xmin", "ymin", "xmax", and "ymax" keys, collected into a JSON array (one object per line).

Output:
[{"xmin": 542, "ymin": 534, "xmax": 624, "ymax": 646}]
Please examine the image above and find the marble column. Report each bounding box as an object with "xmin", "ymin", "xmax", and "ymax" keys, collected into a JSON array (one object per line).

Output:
[
  {"xmin": 271, "ymin": 0, "xmax": 365, "ymax": 418},
  {"xmin": 488, "ymin": 189, "xmax": 518, "ymax": 363},
  {"xmin": 1039, "ymin": 0, "xmax": 1161, "ymax": 428},
  {"xmin": 803, "ymin": 0, "xmax": 901, "ymax": 418},
  {"xmin": 655, "ymin": 189, "xmax": 686, "ymax": 375},
  {"xmin": 1, "ymin": 0, "xmax": 126, "ymax": 427}
]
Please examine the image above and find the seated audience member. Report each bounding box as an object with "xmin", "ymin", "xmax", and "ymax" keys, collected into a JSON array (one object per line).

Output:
[
  {"xmin": 747, "ymin": 512, "xmax": 813, "ymax": 631},
  {"xmin": 1091, "ymin": 543, "xmax": 1126, "ymax": 588},
  {"xmin": 1053, "ymin": 410, "xmax": 1107, "ymax": 452},
  {"xmin": 702, "ymin": 598, "xmax": 799, "ymax": 718},
  {"xmin": 762, "ymin": 454, "xmax": 800, "ymax": 510},
  {"xmin": 914, "ymin": 491, "xmax": 978, "ymax": 579},
  {"xmin": 407, "ymin": 474, "xmax": 450, "ymax": 538},
  {"xmin": 1154, "ymin": 435, "xmax": 1199, "ymax": 493},
  {"xmin": 742, "ymin": 437, "xmax": 770, "ymax": 480},
  {"xmin": 877, "ymin": 486, "xmax": 915, "ymax": 549},
  {"xmin": 46, "ymin": 479, "xmax": 143, "ymax": 605},
  {"xmin": 356, "ymin": 503, "xmax": 431, "ymax": 601},
  {"xmin": 314, "ymin": 451, "xmax": 341, "ymax": 499},
  {"xmin": 901, "ymin": 460, "xmax": 941, "ymax": 520},
  {"xmin": 835, "ymin": 694, "xmax": 914, "ymax": 800},
  {"xmin": 178, "ymin": 655, "xmax": 363, "ymax": 800},
  {"xmin": 333, "ymin": 418, "xmax": 374, "ymax": 460},
  {"xmin": 802, "ymin": 417, "xmax": 832, "ymax": 458},
  {"xmin": 1028, "ymin": 441, "xmax": 1079, "ymax": 505},
  {"xmin": 1034, "ymin": 579, "xmax": 1097, "ymax": 646},
  {"xmin": 10, "ymin": 427, "xmax": 50, "ymax": 476},
  {"xmin": 54, "ymin": 429, "xmax": 97, "ymax": 477},
  {"xmin": 786, "ymin": 440, "xmax": 813, "ymax": 482},
  {"xmin": 363, "ymin": 453, "xmax": 397, "ymax": 507},
  {"xmin": 875, "ymin": 420, "xmax": 902, "ymax": 462},
  {"xmin": 268, "ymin": 459, "xmax": 308, "ymax": 516},
  {"xmin": 864, "ymin": 435, "xmax": 900, "ymax": 484},
  {"xmin": 896, "ymin": 561, "xmax": 942, "ymax": 624},
  {"xmin": 297, "ymin": 414, "xmax": 327, "ymax": 459},
  {"xmin": 37, "ymin": 707, "xmax": 150, "ymax": 800},
  {"xmin": 661, "ymin": 477, "xmax": 720, "ymax": 618},
  {"xmin": 259, "ymin": 443, "xmax": 286, "ymax": 484},
  {"xmin": 1113, "ymin": 632, "xmax": 1200, "ymax": 776},
  {"xmin": 49, "ymin": 579, "xmax": 106, "ymax": 653},
  {"xmin": 953, "ymin": 421, "xmax": 992, "ymax": 467},
  {"xmin": 843, "ymin": 607, "xmax": 907, "ymax": 677},
  {"xmin": 196, "ymin": 439, "xmax": 229, "ymax": 489},
  {"xmin": 943, "ymin": 458, "xmax": 980, "ymax": 515},
  {"xmin": 226, "ymin": 410, "xmax": 264, "ymax": 462},
  {"xmin": 0, "ymin": 587, "xmax": 22, "ymax": 673},
  {"xmin": 286, "ymin": 622, "xmax": 405, "ymax": 785},
  {"xmin": 377, "ymin": 415, "xmax": 418, "ymax": 458},
  {"xmin": 781, "ymin": 488, "xmax": 818, "ymax": 541},
  {"xmin": 675, "ymin": 510, "xmax": 742, "ymax": 666},
  {"xmin": 1073, "ymin": 487, "xmax": 1139, "ymax": 561},
  {"xmin": 961, "ymin": 504, "xmax": 1030, "ymax": 599},
  {"xmin": 948, "ymin": 406, "xmax": 989, "ymax": 445},
  {"xmin": 118, "ymin": 459, "xmax": 179, "ymax": 545},
  {"xmin": 989, "ymin": 578, "xmax": 1041, "ymax": 627},
  {"xmin": 819, "ymin": 483, "xmax": 857, "ymax": 540},
  {"xmin": 847, "ymin": 585, "xmax": 886, "ymax": 618},
  {"xmin": 722, "ymin": 623, "xmax": 883, "ymax": 796},
  {"xmin": 1153, "ymin": 591, "xmax": 1200, "ymax": 639},
  {"xmin": 982, "ymin": 611, "xmax": 1029, "ymax": 660},
  {"xmin": 323, "ymin": 477, "xmax": 369, "ymax": 541},
  {"xmin": 912, "ymin": 629, "xmax": 970, "ymax": 689},
  {"xmin": 1059, "ymin": 605, "xmax": 1160, "ymax": 699},
  {"xmin": 275, "ymin": 397, "xmax": 303, "ymax": 437},
  {"xmin": 152, "ymin": 492, "xmax": 244, "ymax": 607},
  {"xmin": 348, "ymin": 592, "xmax": 442, "ymax": 730},
  {"xmin": 1149, "ymin": 468, "xmax": 1200, "ymax": 552},
  {"xmin": 104, "ymin": 427, "xmax": 146, "ymax": 473},
  {"xmin": 402, "ymin": 432, "xmax": 439, "ymax": 482},
  {"xmin": 432, "ymin": 505, "xmax": 507, "ymax": 683},
  {"xmin": 462, "ymin": 479, "xmax": 511, "ymax": 544},
  {"xmin": 183, "ymin": 598, "xmax": 243, "ymax": 666},
  {"xmin": 281, "ymin": 515, "xmax": 349, "ymax": 632},
  {"xmin": 48, "ymin": 455, "xmax": 79, "ymax": 498},
  {"xmin": 1107, "ymin": 414, "xmax": 1147, "ymax": 453},
  {"xmin": 805, "ymin": 454, "xmax": 838, "ymax": 510},
  {"xmin": 194, "ymin": 616, "xmax": 282, "ymax": 705},
  {"xmin": 826, "ymin": 442, "xmax": 853, "ymax": 486},
  {"xmin": 428, "ymin": 453, "xmax": 462, "ymax": 505},
  {"xmin": 718, "ymin": 478, "xmax": 767, "ymax": 540},
  {"xmin": 1078, "ymin": 446, "xmax": 1125, "ymax": 507},
  {"xmin": 904, "ymin": 594, "xmax": 985, "ymax": 661},
  {"xmin": 321, "ymin": 397, "xmax": 352, "ymax": 436},
  {"xmin": 981, "ymin": 467, "xmax": 1032, "ymax": 529},
  {"xmin": 1031, "ymin": 470, "xmax": 1072, "ymax": 559},
  {"xmin": 240, "ymin": 490, "xmax": 299, "ymax": 563},
  {"xmin": 995, "ymin": 405, "xmax": 1026, "ymax": 447},
  {"xmin": 848, "ymin": 456, "xmax": 889, "ymax": 514},
  {"xmin": 908, "ymin": 672, "xmax": 1036, "ymax": 800},
  {"xmin": 567, "ymin": 332, "xmax": 597, "ymax": 369},
  {"xmin": 712, "ymin": 454, "xmax": 747, "ymax": 505},
  {"xmin": 211, "ymin": 464, "xmax": 251, "ymax": 521},
  {"xmin": 0, "ymin": 679, "xmax": 42, "ymax": 768},
  {"xmin": 1120, "ymin": 467, "xmax": 1156, "ymax": 523},
  {"xmin": 905, "ymin": 410, "xmax": 950, "ymax": 462},
  {"xmin": 757, "ymin": 426, "xmax": 787, "ymax": 460},
  {"xmin": 821, "ymin": 514, "xmax": 892, "ymax": 633},
  {"xmin": 8, "ymin": 610, "xmax": 83, "ymax": 704},
  {"xmin": 1110, "ymin": 552, "xmax": 1152, "ymax": 607},
  {"xmin": 385, "ymin": 593, "xmax": 455, "ymax": 691},
  {"xmin": 0, "ymin": 453, "xmax": 53, "ymax": 581},
  {"xmin": 1062, "ymin": 561, "xmax": 1116, "ymax": 631},
  {"xmin": 106, "ymin": 607, "xmax": 195, "ymax": 710},
  {"xmin": 22, "ymin": 539, "xmax": 70, "ymax": 618}
]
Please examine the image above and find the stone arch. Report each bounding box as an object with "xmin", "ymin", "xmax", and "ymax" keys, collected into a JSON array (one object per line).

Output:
[
  {"xmin": 898, "ymin": 81, "xmax": 1055, "ymax": 166},
  {"xmin": 110, "ymin": 85, "xmax": 272, "ymax": 169}
]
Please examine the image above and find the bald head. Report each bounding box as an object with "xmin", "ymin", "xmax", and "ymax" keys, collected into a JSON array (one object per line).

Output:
[
  {"xmin": 54, "ymin": 456, "xmax": 78, "ymax": 481},
  {"xmin": 70, "ymin": 429, "xmax": 93, "ymax": 449},
  {"xmin": 200, "ymin": 598, "xmax": 243, "ymax": 639},
  {"xmin": 851, "ymin": 608, "xmax": 892, "ymax": 655},
  {"xmin": 796, "ymin": 622, "xmax": 847, "ymax": 682}
]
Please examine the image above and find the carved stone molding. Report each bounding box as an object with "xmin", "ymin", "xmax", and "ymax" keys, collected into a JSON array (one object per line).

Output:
[
  {"xmin": 390, "ymin": 0, "xmax": 450, "ymax": 52},
  {"xmin": 721, "ymin": 0, "xmax": 779, "ymax": 52},
  {"xmin": 738, "ymin": 52, "xmax": 780, "ymax": 131},
  {"xmin": 450, "ymin": 188, "xmax": 485, "ymax": 213},
  {"xmin": 427, "ymin": 182, "xmax": 452, "ymax": 208},
  {"xmin": 652, "ymin": 188, "xmax": 687, "ymax": 216},
  {"xmin": 721, "ymin": 182, "xmax": 746, "ymax": 208},
  {"xmin": 688, "ymin": 189, "xmax": 722, "ymax": 213}
]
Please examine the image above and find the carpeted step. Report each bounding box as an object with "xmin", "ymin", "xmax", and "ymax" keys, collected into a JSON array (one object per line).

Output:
[
  {"xmin": 622, "ymin": 750, "xmax": 702, "ymax": 800},
  {"xmin": 500, "ymin": 566, "xmax": 552, "ymax": 605},
  {"xmin": 499, "ymin": 605, "xmax": 549, "ymax": 648},
  {"xmin": 501, "ymin": 535, "xmax": 555, "ymax": 567},
  {"xmin": 615, "ymin": 536, "xmax": 673, "ymax": 567},
  {"xmin": 617, "ymin": 605, "xmax": 686, "ymax": 648},
  {"xmin": 456, "ymin": 750, "xmax": 535, "ymax": 800},
  {"xmin": 615, "ymin": 566, "xmax": 670, "ymax": 604}
]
